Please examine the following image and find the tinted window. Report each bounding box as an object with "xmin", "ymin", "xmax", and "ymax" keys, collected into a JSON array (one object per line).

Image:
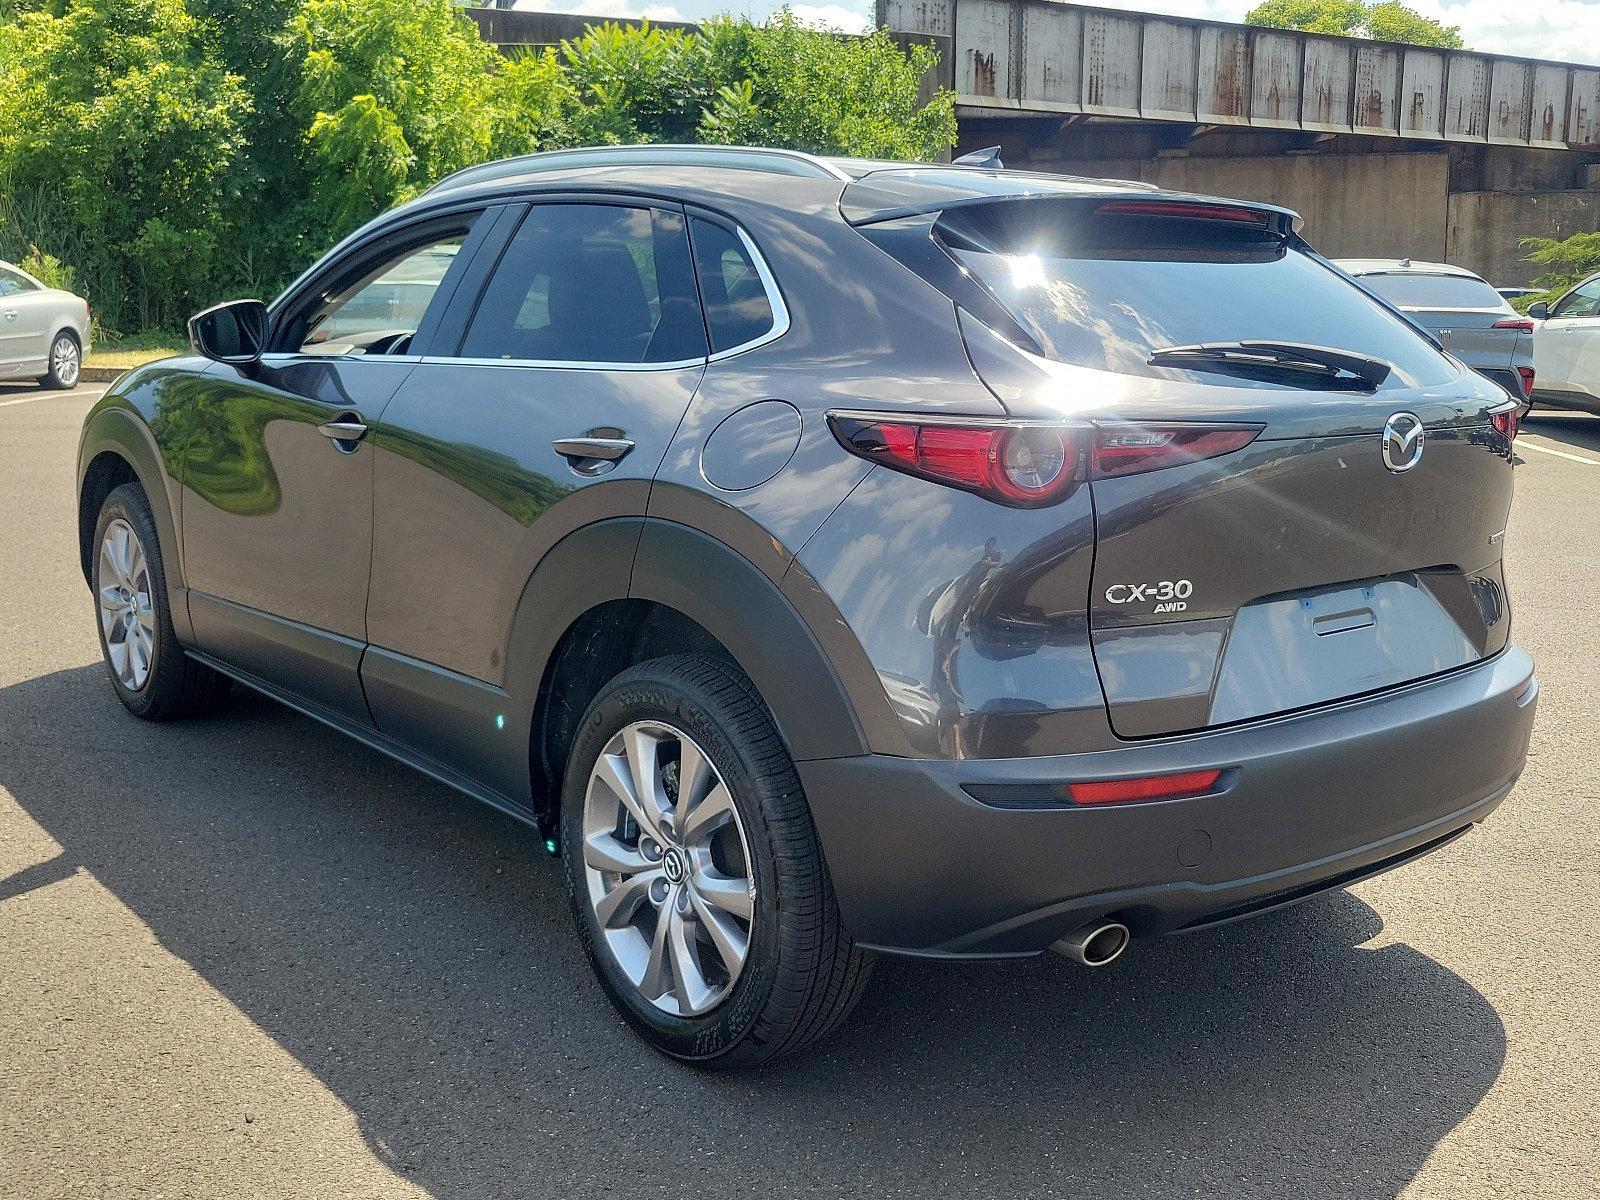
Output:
[
  {"xmin": 293, "ymin": 234, "xmax": 467, "ymax": 355},
  {"xmin": 0, "ymin": 266, "xmax": 38, "ymax": 296},
  {"xmin": 1552, "ymin": 279, "xmax": 1600, "ymax": 319},
  {"xmin": 939, "ymin": 201, "xmax": 1454, "ymax": 389},
  {"xmin": 461, "ymin": 204, "xmax": 706, "ymax": 364},
  {"xmin": 1355, "ymin": 273, "xmax": 1505, "ymax": 310},
  {"xmin": 690, "ymin": 219, "xmax": 776, "ymax": 352}
]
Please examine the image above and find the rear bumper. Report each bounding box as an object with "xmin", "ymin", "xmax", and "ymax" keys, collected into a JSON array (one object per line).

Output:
[{"xmin": 800, "ymin": 646, "xmax": 1536, "ymax": 958}]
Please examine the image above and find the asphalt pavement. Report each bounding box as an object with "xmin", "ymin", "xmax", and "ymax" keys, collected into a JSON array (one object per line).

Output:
[{"xmin": 1, "ymin": 380, "xmax": 1596, "ymax": 1198}]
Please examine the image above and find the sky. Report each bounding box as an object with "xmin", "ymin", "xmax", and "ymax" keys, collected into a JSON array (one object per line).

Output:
[{"xmin": 509, "ymin": 0, "xmax": 1600, "ymax": 66}]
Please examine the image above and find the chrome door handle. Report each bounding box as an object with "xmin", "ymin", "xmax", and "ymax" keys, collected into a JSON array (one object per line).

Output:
[
  {"xmin": 2, "ymin": 311, "xmax": 16, "ymax": 321},
  {"xmin": 553, "ymin": 437, "xmax": 634, "ymax": 462},
  {"xmin": 318, "ymin": 413, "xmax": 368, "ymax": 450}
]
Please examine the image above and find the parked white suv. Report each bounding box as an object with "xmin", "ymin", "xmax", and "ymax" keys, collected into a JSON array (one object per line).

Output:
[
  {"xmin": 1530, "ymin": 275, "xmax": 1600, "ymax": 414},
  {"xmin": 0, "ymin": 260, "xmax": 90, "ymax": 389}
]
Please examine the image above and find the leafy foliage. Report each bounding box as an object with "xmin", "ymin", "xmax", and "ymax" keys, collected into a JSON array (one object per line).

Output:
[
  {"xmin": 1244, "ymin": 0, "xmax": 1464, "ymax": 48},
  {"xmin": 0, "ymin": 3, "xmax": 955, "ymax": 337},
  {"xmin": 1512, "ymin": 232, "xmax": 1600, "ymax": 311}
]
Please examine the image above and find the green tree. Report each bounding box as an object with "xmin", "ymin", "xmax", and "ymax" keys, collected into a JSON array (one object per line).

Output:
[
  {"xmin": 0, "ymin": 0, "xmax": 249, "ymax": 329},
  {"xmin": 288, "ymin": 0, "xmax": 500, "ymax": 239},
  {"xmin": 1244, "ymin": 0, "xmax": 1464, "ymax": 48},
  {"xmin": 1513, "ymin": 231, "xmax": 1600, "ymax": 311}
]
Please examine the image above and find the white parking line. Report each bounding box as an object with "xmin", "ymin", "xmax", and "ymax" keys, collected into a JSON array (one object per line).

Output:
[
  {"xmin": 0, "ymin": 388, "xmax": 104, "ymax": 409},
  {"xmin": 1519, "ymin": 439, "xmax": 1600, "ymax": 466}
]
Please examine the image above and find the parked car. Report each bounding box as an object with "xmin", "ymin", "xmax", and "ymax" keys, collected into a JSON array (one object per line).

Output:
[
  {"xmin": 1337, "ymin": 259, "xmax": 1534, "ymax": 414},
  {"xmin": 1528, "ymin": 273, "xmax": 1600, "ymax": 414},
  {"xmin": 0, "ymin": 259, "xmax": 90, "ymax": 388},
  {"xmin": 76, "ymin": 147, "xmax": 1536, "ymax": 1066}
]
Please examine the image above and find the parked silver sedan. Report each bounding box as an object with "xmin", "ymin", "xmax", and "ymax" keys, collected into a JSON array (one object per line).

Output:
[
  {"xmin": 0, "ymin": 260, "xmax": 90, "ymax": 388},
  {"xmin": 1336, "ymin": 259, "xmax": 1534, "ymax": 413}
]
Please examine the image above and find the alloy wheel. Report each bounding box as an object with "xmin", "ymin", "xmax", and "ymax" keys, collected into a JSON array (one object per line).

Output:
[
  {"xmin": 581, "ymin": 720, "xmax": 756, "ymax": 1017},
  {"xmin": 98, "ymin": 518, "xmax": 155, "ymax": 691},
  {"xmin": 53, "ymin": 336, "xmax": 80, "ymax": 387}
]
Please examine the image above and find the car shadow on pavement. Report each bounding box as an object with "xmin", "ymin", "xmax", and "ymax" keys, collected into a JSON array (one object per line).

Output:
[
  {"xmin": 1523, "ymin": 409, "xmax": 1600, "ymax": 455},
  {"xmin": 2, "ymin": 664, "xmax": 1507, "ymax": 1200}
]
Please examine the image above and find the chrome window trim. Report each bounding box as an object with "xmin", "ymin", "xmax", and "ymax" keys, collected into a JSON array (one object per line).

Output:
[
  {"xmin": 417, "ymin": 354, "xmax": 706, "ymax": 373},
  {"xmin": 703, "ymin": 224, "xmax": 790, "ymax": 363},
  {"xmin": 258, "ymin": 352, "xmax": 428, "ymax": 365}
]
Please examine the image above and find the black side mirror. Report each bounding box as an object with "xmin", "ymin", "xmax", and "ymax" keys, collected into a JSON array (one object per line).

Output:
[
  {"xmin": 1528, "ymin": 301, "xmax": 1549, "ymax": 320},
  {"xmin": 188, "ymin": 299, "xmax": 268, "ymax": 364}
]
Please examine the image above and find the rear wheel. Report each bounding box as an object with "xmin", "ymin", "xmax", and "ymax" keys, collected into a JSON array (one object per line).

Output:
[
  {"xmin": 561, "ymin": 655, "xmax": 873, "ymax": 1067},
  {"xmin": 40, "ymin": 331, "xmax": 81, "ymax": 389},
  {"xmin": 92, "ymin": 483, "xmax": 230, "ymax": 720}
]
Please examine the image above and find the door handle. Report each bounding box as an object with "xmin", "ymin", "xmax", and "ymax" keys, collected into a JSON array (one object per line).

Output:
[
  {"xmin": 3, "ymin": 311, "xmax": 15, "ymax": 321},
  {"xmin": 318, "ymin": 413, "xmax": 368, "ymax": 450},
  {"xmin": 553, "ymin": 436, "xmax": 634, "ymax": 466}
]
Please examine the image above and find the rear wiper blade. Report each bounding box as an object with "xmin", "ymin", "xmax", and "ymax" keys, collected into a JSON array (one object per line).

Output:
[{"xmin": 1148, "ymin": 341, "xmax": 1393, "ymax": 390}]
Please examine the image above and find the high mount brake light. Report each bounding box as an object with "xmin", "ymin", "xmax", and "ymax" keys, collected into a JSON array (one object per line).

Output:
[
  {"xmin": 1096, "ymin": 201, "xmax": 1270, "ymax": 225},
  {"xmin": 829, "ymin": 415, "xmax": 1263, "ymax": 504}
]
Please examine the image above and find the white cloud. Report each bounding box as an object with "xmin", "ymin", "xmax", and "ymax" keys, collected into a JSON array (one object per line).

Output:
[{"xmin": 786, "ymin": 4, "xmax": 875, "ymax": 31}]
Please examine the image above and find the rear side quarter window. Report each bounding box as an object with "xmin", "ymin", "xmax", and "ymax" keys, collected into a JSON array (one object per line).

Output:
[{"xmin": 689, "ymin": 218, "xmax": 781, "ymax": 355}]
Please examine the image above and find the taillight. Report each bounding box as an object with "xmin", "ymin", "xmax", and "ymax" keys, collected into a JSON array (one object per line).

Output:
[
  {"xmin": 1092, "ymin": 425, "xmax": 1261, "ymax": 479},
  {"xmin": 1493, "ymin": 317, "xmax": 1536, "ymax": 333},
  {"xmin": 1069, "ymin": 769, "xmax": 1223, "ymax": 806},
  {"xmin": 1491, "ymin": 404, "xmax": 1521, "ymax": 440},
  {"xmin": 827, "ymin": 415, "xmax": 1081, "ymax": 507},
  {"xmin": 830, "ymin": 414, "xmax": 1262, "ymax": 504},
  {"xmin": 1515, "ymin": 365, "xmax": 1534, "ymax": 400}
]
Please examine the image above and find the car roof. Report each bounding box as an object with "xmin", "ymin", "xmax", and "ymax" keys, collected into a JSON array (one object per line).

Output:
[{"xmin": 1335, "ymin": 258, "xmax": 1487, "ymax": 280}]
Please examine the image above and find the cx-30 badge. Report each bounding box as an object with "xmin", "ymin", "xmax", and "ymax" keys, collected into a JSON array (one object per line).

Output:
[{"xmin": 1382, "ymin": 412, "xmax": 1425, "ymax": 473}]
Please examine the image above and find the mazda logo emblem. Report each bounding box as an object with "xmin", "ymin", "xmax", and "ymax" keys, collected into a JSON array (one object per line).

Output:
[{"xmin": 1382, "ymin": 412, "xmax": 1425, "ymax": 473}]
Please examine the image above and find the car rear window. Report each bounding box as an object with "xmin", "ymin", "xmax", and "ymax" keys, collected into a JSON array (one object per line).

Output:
[
  {"xmin": 931, "ymin": 200, "xmax": 1454, "ymax": 389},
  {"xmin": 1354, "ymin": 273, "xmax": 1506, "ymax": 310}
]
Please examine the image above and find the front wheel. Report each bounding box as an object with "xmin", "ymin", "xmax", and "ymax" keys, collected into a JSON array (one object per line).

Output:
[
  {"xmin": 561, "ymin": 655, "xmax": 873, "ymax": 1067},
  {"xmin": 40, "ymin": 331, "xmax": 81, "ymax": 389}
]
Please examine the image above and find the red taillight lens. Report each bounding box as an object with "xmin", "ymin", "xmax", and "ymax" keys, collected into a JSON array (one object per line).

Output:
[
  {"xmin": 1097, "ymin": 200, "xmax": 1269, "ymax": 225},
  {"xmin": 1515, "ymin": 365, "xmax": 1534, "ymax": 400},
  {"xmin": 829, "ymin": 415, "xmax": 1083, "ymax": 507},
  {"xmin": 1493, "ymin": 317, "xmax": 1536, "ymax": 333},
  {"xmin": 1091, "ymin": 425, "xmax": 1262, "ymax": 478},
  {"xmin": 831, "ymin": 415, "xmax": 1264, "ymax": 502},
  {"xmin": 1069, "ymin": 769, "xmax": 1223, "ymax": 806},
  {"xmin": 1491, "ymin": 405, "xmax": 1521, "ymax": 439}
]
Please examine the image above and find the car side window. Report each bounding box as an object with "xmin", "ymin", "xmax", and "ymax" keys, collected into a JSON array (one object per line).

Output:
[
  {"xmin": 1552, "ymin": 279, "xmax": 1600, "ymax": 319},
  {"xmin": 459, "ymin": 203, "xmax": 706, "ymax": 365},
  {"xmin": 689, "ymin": 219, "xmax": 778, "ymax": 353},
  {"xmin": 0, "ymin": 266, "xmax": 39, "ymax": 297},
  {"xmin": 294, "ymin": 236, "xmax": 467, "ymax": 355}
]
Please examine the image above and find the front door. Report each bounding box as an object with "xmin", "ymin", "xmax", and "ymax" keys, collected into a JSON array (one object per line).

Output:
[
  {"xmin": 179, "ymin": 213, "xmax": 488, "ymax": 724},
  {"xmin": 0, "ymin": 265, "xmax": 50, "ymax": 374},
  {"xmin": 361, "ymin": 200, "xmax": 709, "ymax": 792}
]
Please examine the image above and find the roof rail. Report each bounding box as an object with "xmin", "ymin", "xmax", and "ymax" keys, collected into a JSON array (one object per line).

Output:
[{"xmin": 425, "ymin": 144, "xmax": 850, "ymax": 195}]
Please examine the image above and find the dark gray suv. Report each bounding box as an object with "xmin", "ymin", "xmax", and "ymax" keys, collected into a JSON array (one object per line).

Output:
[{"xmin": 76, "ymin": 147, "xmax": 1537, "ymax": 1066}]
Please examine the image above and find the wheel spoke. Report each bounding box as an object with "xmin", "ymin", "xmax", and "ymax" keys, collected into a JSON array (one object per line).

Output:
[
  {"xmin": 693, "ymin": 871, "xmax": 754, "ymax": 922},
  {"xmin": 593, "ymin": 749, "xmax": 664, "ymax": 840},
  {"xmin": 667, "ymin": 906, "xmax": 713, "ymax": 1015},
  {"xmin": 624, "ymin": 725, "xmax": 669, "ymax": 834},
  {"xmin": 593, "ymin": 869, "xmax": 660, "ymax": 929},
  {"xmin": 583, "ymin": 829, "xmax": 651, "ymax": 876},
  {"xmin": 126, "ymin": 633, "xmax": 148, "ymax": 686},
  {"xmin": 134, "ymin": 600, "xmax": 156, "ymax": 635},
  {"xmin": 689, "ymin": 886, "xmax": 749, "ymax": 976},
  {"xmin": 675, "ymin": 736, "xmax": 713, "ymax": 812},
  {"xmin": 639, "ymin": 895, "xmax": 675, "ymax": 999},
  {"xmin": 680, "ymin": 782, "xmax": 736, "ymax": 845}
]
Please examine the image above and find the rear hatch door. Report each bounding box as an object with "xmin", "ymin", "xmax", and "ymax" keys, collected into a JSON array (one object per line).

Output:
[{"xmin": 931, "ymin": 195, "xmax": 1518, "ymax": 738}]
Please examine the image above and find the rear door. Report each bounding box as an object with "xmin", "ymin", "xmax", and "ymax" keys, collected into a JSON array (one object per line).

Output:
[
  {"xmin": 935, "ymin": 198, "xmax": 1515, "ymax": 739},
  {"xmin": 361, "ymin": 197, "xmax": 708, "ymax": 790}
]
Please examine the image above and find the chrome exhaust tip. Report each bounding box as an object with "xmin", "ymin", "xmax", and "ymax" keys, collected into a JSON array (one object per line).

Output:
[{"xmin": 1051, "ymin": 921, "xmax": 1131, "ymax": 968}]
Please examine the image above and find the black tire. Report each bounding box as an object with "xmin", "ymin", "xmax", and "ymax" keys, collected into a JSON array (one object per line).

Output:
[
  {"xmin": 91, "ymin": 483, "xmax": 230, "ymax": 720},
  {"xmin": 561, "ymin": 654, "xmax": 873, "ymax": 1068},
  {"xmin": 39, "ymin": 330, "xmax": 81, "ymax": 390}
]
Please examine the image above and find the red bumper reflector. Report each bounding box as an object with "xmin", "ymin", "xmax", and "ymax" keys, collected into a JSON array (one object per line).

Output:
[{"xmin": 1069, "ymin": 769, "xmax": 1223, "ymax": 806}]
